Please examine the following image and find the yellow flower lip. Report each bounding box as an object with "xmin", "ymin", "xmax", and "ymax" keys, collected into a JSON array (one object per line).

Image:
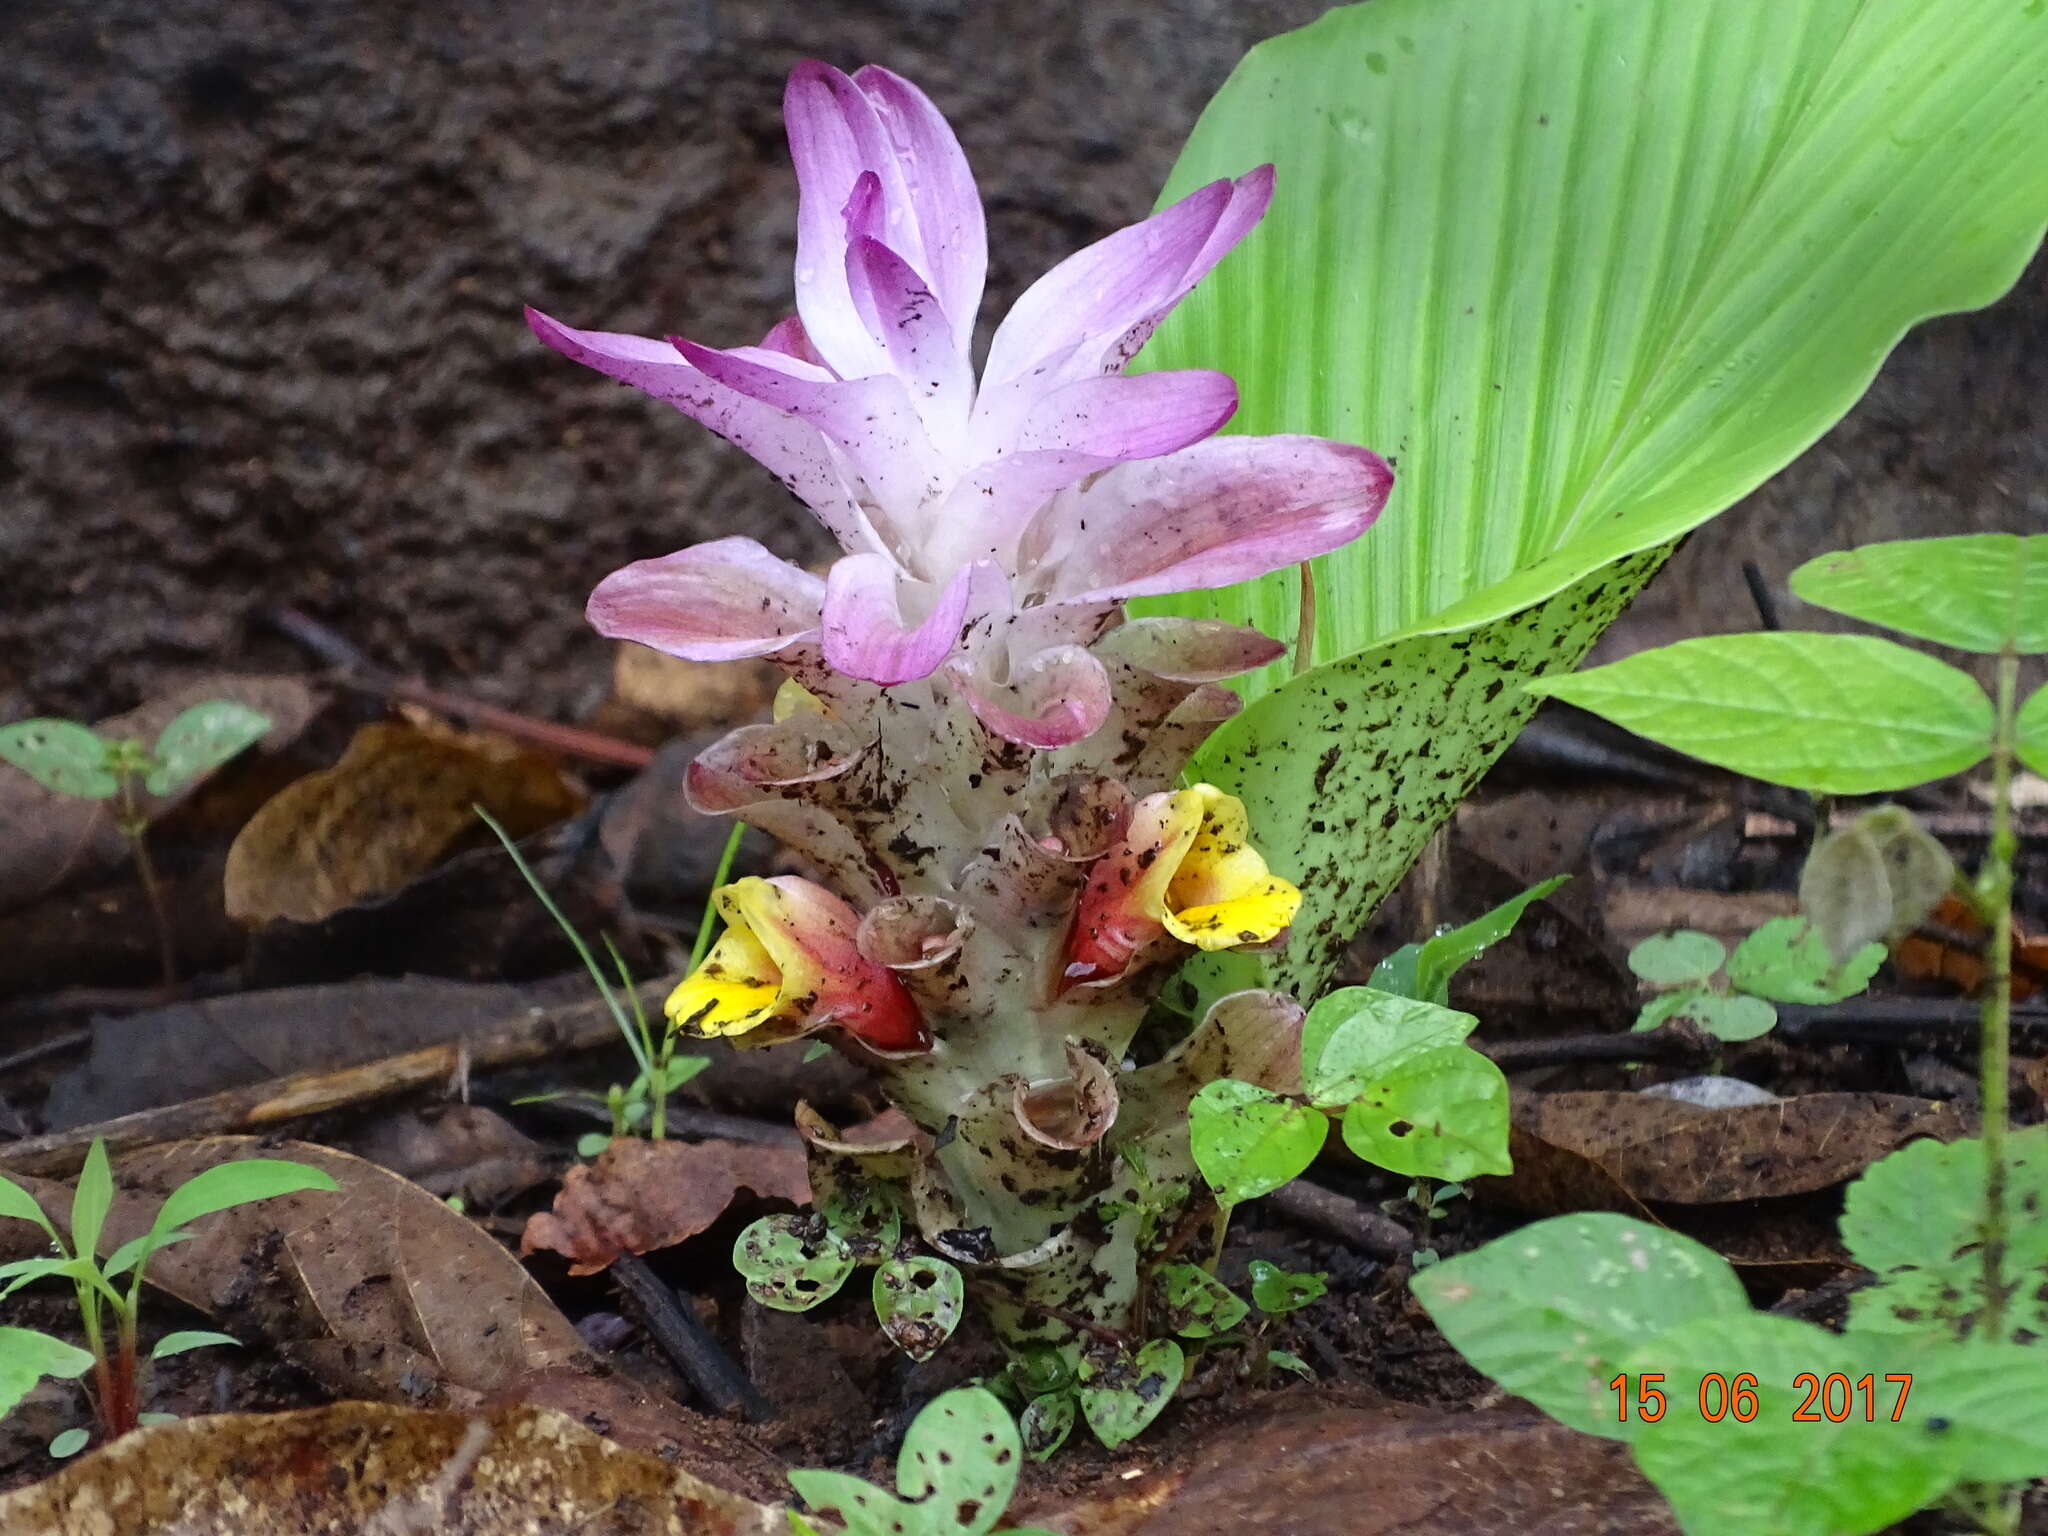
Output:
[{"xmin": 1066, "ymin": 784, "xmax": 1300, "ymax": 984}]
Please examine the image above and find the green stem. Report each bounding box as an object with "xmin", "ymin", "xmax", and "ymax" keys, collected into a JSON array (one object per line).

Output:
[
  {"xmin": 117, "ymin": 776, "xmax": 177, "ymax": 992},
  {"xmin": 1975, "ymin": 647, "xmax": 2019, "ymax": 1343},
  {"xmin": 689, "ymin": 821, "xmax": 747, "ymax": 970}
]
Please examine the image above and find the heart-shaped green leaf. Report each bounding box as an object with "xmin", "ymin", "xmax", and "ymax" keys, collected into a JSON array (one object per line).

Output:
[
  {"xmin": 1077, "ymin": 1340, "xmax": 1185, "ymax": 1450},
  {"xmin": 1339, "ymin": 1046, "xmax": 1511, "ymax": 1181},
  {"xmin": 732, "ymin": 1214, "xmax": 854, "ymax": 1314},
  {"xmin": 1188, "ymin": 1080, "xmax": 1326, "ymax": 1204}
]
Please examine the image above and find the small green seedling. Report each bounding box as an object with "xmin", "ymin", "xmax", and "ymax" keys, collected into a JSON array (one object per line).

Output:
[
  {"xmin": 0, "ymin": 1138, "xmax": 335, "ymax": 1453},
  {"xmin": 786, "ymin": 1386, "xmax": 1058, "ymax": 1536},
  {"xmin": 0, "ymin": 702, "xmax": 269, "ymax": 987}
]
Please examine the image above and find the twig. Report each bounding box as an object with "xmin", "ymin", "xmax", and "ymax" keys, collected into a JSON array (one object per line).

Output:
[
  {"xmin": 0, "ymin": 985, "xmax": 665, "ymax": 1177},
  {"xmin": 1259, "ymin": 1180, "xmax": 1415, "ymax": 1260},
  {"xmin": 1474, "ymin": 1027, "xmax": 1708, "ymax": 1073},
  {"xmin": 0, "ymin": 1028, "xmax": 92, "ymax": 1077},
  {"xmin": 609, "ymin": 1252, "xmax": 772, "ymax": 1421}
]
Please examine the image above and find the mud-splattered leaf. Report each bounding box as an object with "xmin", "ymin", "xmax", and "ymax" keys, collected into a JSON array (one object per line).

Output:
[
  {"xmin": 0, "ymin": 1327, "xmax": 94, "ymax": 1419},
  {"xmin": 1189, "ymin": 1080, "xmax": 1326, "ymax": 1205},
  {"xmin": 145, "ymin": 700, "xmax": 271, "ymax": 795},
  {"xmin": 1727, "ymin": 916, "xmax": 1883, "ymax": 1005},
  {"xmin": 1340, "ymin": 1046, "xmax": 1511, "ymax": 1182},
  {"xmin": 733, "ymin": 1214, "xmax": 853, "ymax": 1314},
  {"xmin": 223, "ymin": 720, "xmax": 581, "ymax": 924},
  {"xmin": 1021, "ymin": 1393, "xmax": 1076, "ymax": 1462},
  {"xmin": 1493, "ymin": 1091, "xmax": 1965, "ymax": 1209},
  {"xmin": 1152, "ymin": 1263, "xmax": 1249, "ymax": 1339},
  {"xmin": 1789, "ymin": 534, "xmax": 2048, "ymax": 655},
  {"xmin": 871, "ymin": 1256, "xmax": 964, "ymax": 1362},
  {"xmin": 0, "ymin": 1401, "xmax": 780, "ymax": 1535},
  {"xmin": 1412, "ymin": 1214, "xmax": 1748, "ymax": 1439},
  {"xmin": 521, "ymin": 1136, "xmax": 811, "ymax": 1277},
  {"xmin": 0, "ymin": 720, "xmax": 115, "ymax": 799},
  {"xmin": 1626, "ymin": 932, "xmax": 1725, "ymax": 987},
  {"xmin": 1247, "ymin": 1261, "xmax": 1326, "ymax": 1316},
  {"xmin": 1078, "ymin": 1339, "xmax": 1185, "ymax": 1450},
  {"xmin": 1840, "ymin": 1127, "xmax": 2048, "ymax": 1346},
  {"xmin": 1301, "ymin": 987, "xmax": 1477, "ymax": 1107},
  {"xmin": 790, "ymin": 1386, "xmax": 1033, "ymax": 1536}
]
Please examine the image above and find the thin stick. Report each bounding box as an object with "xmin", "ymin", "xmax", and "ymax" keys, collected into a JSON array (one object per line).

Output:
[
  {"xmin": 1976, "ymin": 646, "xmax": 2021, "ymax": 1343},
  {"xmin": 1293, "ymin": 561, "xmax": 1318, "ymax": 677},
  {"xmin": 116, "ymin": 777, "xmax": 177, "ymax": 992},
  {"xmin": 1260, "ymin": 1180, "xmax": 1415, "ymax": 1260},
  {"xmin": 609, "ymin": 1252, "xmax": 772, "ymax": 1421}
]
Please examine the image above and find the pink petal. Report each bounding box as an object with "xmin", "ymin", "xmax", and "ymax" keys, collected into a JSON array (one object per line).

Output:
[
  {"xmin": 526, "ymin": 308, "xmax": 869, "ymax": 551},
  {"xmin": 823, "ymin": 554, "xmax": 1004, "ymax": 685},
  {"xmin": 979, "ymin": 167, "xmax": 1273, "ymax": 396},
  {"xmin": 1026, "ymin": 434, "xmax": 1393, "ymax": 604},
  {"xmin": 845, "ymin": 234, "xmax": 973, "ymax": 436},
  {"xmin": 852, "ymin": 65, "xmax": 985, "ymax": 347},
  {"xmin": 759, "ymin": 315, "xmax": 827, "ymax": 367},
  {"xmin": 587, "ymin": 538, "xmax": 823, "ymax": 660},
  {"xmin": 950, "ymin": 644, "xmax": 1112, "ymax": 749}
]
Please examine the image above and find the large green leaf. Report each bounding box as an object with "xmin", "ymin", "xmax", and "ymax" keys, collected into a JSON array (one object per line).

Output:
[
  {"xmin": 1789, "ymin": 534, "xmax": 2048, "ymax": 655},
  {"xmin": 1139, "ymin": 0, "xmax": 2048, "ymax": 999}
]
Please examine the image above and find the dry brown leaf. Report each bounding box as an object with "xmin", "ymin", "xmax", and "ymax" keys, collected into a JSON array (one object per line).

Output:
[
  {"xmin": 1483, "ymin": 1089, "xmax": 1966, "ymax": 1209},
  {"xmin": 0, "ymin": 674, "xmax": 321, "ymax": 915},
  {"xmin": 223, "ymin": 720, "xmax": 582, "ymax": 924},
  {"xmin": 522, "ymin": 1137, "xmax": 812, "ymax": 1276},
  {"xmin": 0, "ymin": 1401, "xmax": 780, "ymax": 1536},
  {"xmin": 1017, "ymin": 1398, "xmax": 1677, "ymax": 1536}
]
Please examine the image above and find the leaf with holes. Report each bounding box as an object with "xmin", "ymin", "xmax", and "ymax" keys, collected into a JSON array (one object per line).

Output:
[
  {"xmin": 145, "ymin": 700, "xmax": 271, "ymax": 795},
  {"xmin": 1790, "ymin": 534, "xmax": 2048, "ymax": 655},
  {"xmin": 790, "ymin": 1386, "xmax": 1034, "ymax": 1536},
  {"xmin": 1340, "ymin": 1046, "xmax": 1510, "ymax": 1182},
  {"xmin": 1020, "ymin": 1393, "xmax": 1075, "ymax": 1462},
  {"xmin": 1247, "ymin": 1260, "xmax": 1327, "ymax": 1315},
  {"xmin": 1411, "ymin": 1213, "xmax": 1749, "ymax": 1439},
  {"xmin": 871, "ymin": 1257, "xmax": 963, "ymax": 1362},
  {"xmin": 0, "ymin": 720, "xmax": 117, "ymax": 800},
  {"xmin": 1152, "ymin": 1264, "xmax": 1250, "ymax": 1339},
  {"xmin": 1302, "ymin": 988, "xmax": 1479, "ymax": 1108},
  {"xmin": 1078, "ymin": 1340, "xmax": 1185, "ymax": 1451},
  {"xmin": 733, "ymin": 1215, "xmax": 854, "ymax": 1314},
  {"xmin": 1189, "ymin": 1080, "xmax": 1326, "ymax": 1204},
  {"xmin": 1627, "ymin": 933, "xmax": 1726, "ymax": 988},
  {"xmin": 1727, "ymin": 917, "xmax": 1883, "ymax": 1006}
]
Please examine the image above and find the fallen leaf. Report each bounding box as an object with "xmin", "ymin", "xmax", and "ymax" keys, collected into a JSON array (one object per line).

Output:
[
  {"xmin": 523, "ymin": 1137, "xmax": 812, "ymax": 1276},
  {"xmin": 0, "ymin": 1401, "xmax": 780, "ymax": 1536},
  {"xmin": 1484, "ymin": 1090, "xmax": 1967, "ymax": 1208},
  {"xmin": 1016, "ymin": 1397, "xmax": 1678, "ymax": 1536},
  {"xmin": 1893, "ymin": 893, "xmax": 2048, "ymax": 1001},
  {"xmin": 346, "ymin": 1104, "xmax": 551, "ymax": 1206},
  {"xmin": 0, "ymin": 675, "xmax": 320, "ymax": 915},
  {"xmin": 224, "ymin": 720, "xmax": 583, "ymax": 924}
]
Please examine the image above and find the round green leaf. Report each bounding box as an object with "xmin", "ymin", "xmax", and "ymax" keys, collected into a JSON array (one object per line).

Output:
[
  {"xmin": 1077, "ymin": 1339, "xmax": 1184, "ymax": 1450},
  {"xmin": 733, "ymin": 1215, "xmax": 854, "ymax": 1314},
  {"xmin": 1020, "ymin": 1392, "xmax": 1075, "ymax": 1462},
  {"xmin": 145, "ymin": 700, "xmax": 271, "ymax": 795},
  {"xmin": 1410, "ymin": 1213, "xmax": 1749, "ymax": 1440},
  {"xmin": 871, "ymin": 1256, "xmax": 963, "ymax": 1362},
  {"xmin": 1302, "ymin": 988, "xmax": 1478, "ymax": 1107},
  {"xmin": 47, "ymin": 1427, "xmax": 90, "ymax": 1459},
  {"xmin": 1531, "ymin": 635, "xmax": 1992, "ymax": 794},
  {"xmin": 1790, "ymin": 534, "xmax": 2048, "ymax": 654},
  {"xmin": 0, "ymin": 720, "xmax": 117, "ymax": 799},
  {"xmin": 1669, "ymin": 993, "xmax": 1779, "ymax": 1043},
  {"xmin": 892, "ymin": 1386, "xmax": 1026, "ymax": 1535},
  {"xmin": 1626, "ymin": 932, "xmax": 1726, "ymax": 987},
  {"xmin": 1247, "ymin": 1260, "xmax": 1327, "ymax": 1315},
  {"xmin": 1338, "ymin": 1046, "xmax": 1510, "ymax": 1182},
  {"xmin": 1728, "ymin": 916, "xmax": 1881, "ymax": 1005},
  {"xmin": 1151, "ymin": 1263, "xmax": 1250, "ymax": 1339},
  {"xmin": 2019, "ymin": 682, "xmax": 2048, "ymax": 779},
  {"xmin": 1189, "ymin": 1080, "xmax": 1327, "ymax": 1204}
]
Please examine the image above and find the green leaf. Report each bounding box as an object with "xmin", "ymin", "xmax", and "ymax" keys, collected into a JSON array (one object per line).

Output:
[
  {"xmin": 575, "ymin": 1132, "xmax": 612, "ymax": 1159},
  {"xmin": 871, "ymin": 1257, "xmax": 963, "ymax": 1362},
  {"xmin": 47, "ymin": 1427, "xmax": 90, "ymax": 1459},
  {"xmin": 1621, "ymin": 1314, "xmax": 1954, "ymax": 1536},
  {"xmin": 136, "ymin": 1412, "xmax": 178, "ymax": 1427},
  {"xmin": 144, "ymin": 700, "xmax": 270, "ymax": 796},
  {"xmin": 150, "ymin": 1330, "xmax": 240, "ymax": 1360},
  {"xmin": 1840, "ymin": 1127, "xmax": 2048, "ymax": 1346},
  {"xmin": 0, "ymin": 1257, "xmax": 90, "ymax": 1299},
  {"xmin": 1410, "ymin": 1213, "xmax": 1748, "ymax": 1440},
  {"xmin": 1247, "ymin": 1260, "xmax": 1326, "ymax": 1315},
  {"xmin": 1369, "ymin": 877, "xmax": 1568, "ymax": 1005},
  {"xmin": 733, "ymin": 1215, "xmax": 854, "ymax": 1314},
  {"xmin": 1152, "ymin": 1264, "xmax": 1250, "ymax": 1339},
  {"xmin": 0, "ymin": 1327, "xmax": 96, "ymax": 1420},
  {"xmin": 1020, "ymin": 1392, "xmax": 1075, "ymax": 1462},
  {"xmin": 1077, "ymin": 1340, "xmax": 1185, "ymax": 1450},
  {"xmin": 1638, "ymin": 990, "xmax": 1779, "ymax": 1043},
  {"xmin": 1531, "ymin": 635, "xmax": 1993, "ymax": 794},
  {"xmin": 1188, "ymin": 1080, "xmax": 1326, "ymax": 1204},
  {"xmin": 1626, "ymin": 932, "xmax": 1726, "ymax": 987},
  {"xmin": 2019, "ymin": 682, "xmax": 2048, "ymax": 779},
  {"xmin": 894, "ymin": 1387, "xmax": 1026, "ymax": 1536},
  {"xmin": 139, "ymin": 1160, "xmax": 337, "ymax": 1289},
  {"xmin": 1727, "ymin": 916, "xmax": 1882, "ymax": 1005},
  {"xmin": 1339, "ymin": 1046, "xmax": 1511, "ymax": 1182},
  {"xmin": 0, "ymin": 720, "xmax": 118, "ymax": 799},
  {"xmin": 69, "ymin": 1139, "xmax": 113, "ymax": 1269},
  {"xmin": 1265, "ymin": 1349, "xmax": 1315, "ymax": 1382},
  {"xmin": 785, "ymin": 1468, "xmax": 919, "ymax": 1536},
  {"xmin": 1302, "ymin": 987, "xmax": 1478, "ymax": 1107},
  {"xmin": 0, "ymin": 1173, "xmax": 57, "ymax": 1239},
  {"xmin": 1790, "ymin": 534, "xmax": 2048, "ymax": 654},
  {"xmin": 1897, "ymin": 1341, "xmax": 2048, "ymax": 1485}
]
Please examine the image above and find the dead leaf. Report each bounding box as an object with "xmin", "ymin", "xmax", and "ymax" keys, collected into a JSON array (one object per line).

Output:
[
  {"xmin": 1016, "ymin": 1397, "xmax": 1677, "ymax": 1536},
  {"xmin": 347, "ymin": 1104, "xmax": 551, "ymax": 1206},
  {"xmin": 224, "ymin": 720, "xmax": 582, "ymax": 924},
  {"xmin": 0, "ymin": 1401, "xmax": 780, "ymax": 1536},
  {"xmin": 1894, "ymin": 893, "xmax": 2048, "ymax": 1001},
  {"xmin": 1484, "ymin": 1090, "xmax": 1967, "ymax": 1209},
  {"xmin": 0, "ymin": 675, "xmax": 320, "ymax": 915},
  {"xmin": 523, "ymin": 1137, "xmax": 812, "ymax": 1276}
]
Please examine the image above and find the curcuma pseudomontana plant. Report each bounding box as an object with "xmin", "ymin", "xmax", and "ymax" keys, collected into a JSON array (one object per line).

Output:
[{"xmin": 530, "ymin": 60, "xmax": 1391, "ymax": 1431}]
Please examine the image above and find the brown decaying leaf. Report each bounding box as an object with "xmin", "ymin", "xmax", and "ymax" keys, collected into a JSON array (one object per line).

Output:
[
  {"xmin": 1485, "ymin": 1089, "xmax": 1967, "ymax": 1209},
  {"xmin": 522, "ymin": 1137, "xmax": 812, "ymax": 1277},
  {"xmin": 1893, "ymin": 893, "xmax": 2048, "ymax": 1002},
  {"xmin": 0, "ymin": 674, "xmax": 321, "ymax": 916},
  {"xmin": 223, "ymin": 720, "xmax": 582, "ymax": 924},
  {"xmin": 1016, "ymin": 1399, "xmax": 1678, "ymax": 1536},
  {"xmin": 0, "ymin": 1402, "xmax": 780, "ymax": 1536}
]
